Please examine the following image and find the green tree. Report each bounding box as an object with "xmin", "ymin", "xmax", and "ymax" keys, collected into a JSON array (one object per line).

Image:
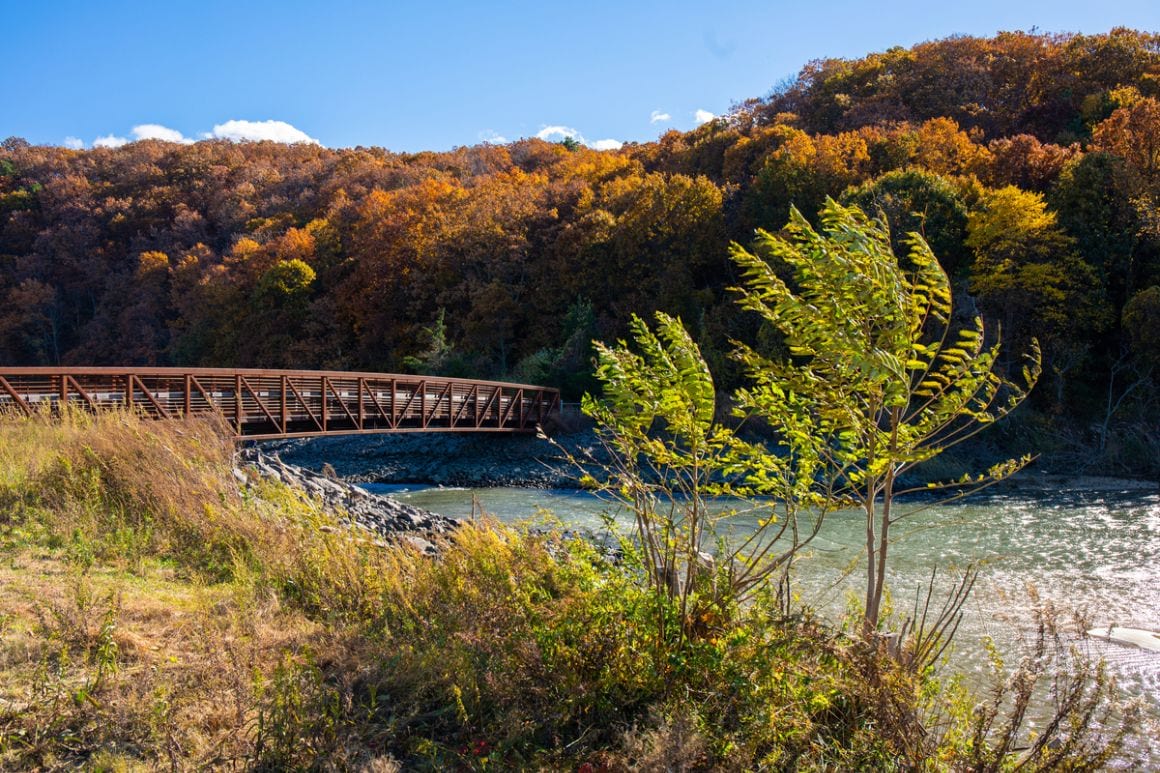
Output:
[
  {"xmin": 578, "ymin": 312, "xmax": 837, "ymax": 641},
  {"xmin": 1050, "ymin": 152, "xmax": 1142, "ymax": 311},
  {"xmin": 403, "ymin": 308, "xmax": 459, "ymax": 375},
  {"xmin": 729, "ymin": 200, "xmax": 1040, "ymax": 635},
  {"xmin": 255, "ymin": 258, "xmax": 316, "ymax": 306},
  {"xmin": 841, "ymin": 168, "xmax": 971, "ymax": 277},
  {"xmin": 967, "ymin": 185, "xmax": 1108, "ymax": 408},
  {"xmin": 1123, "ymin": 285, "xmax": 1160, "ymax": 371},
  {"xmin": 511, "ymin": 297, "xmax": 598, "ymax": 396},
  {"xmin": 244, "ymin": 258, "xmax": 318, "ymax": 366}
]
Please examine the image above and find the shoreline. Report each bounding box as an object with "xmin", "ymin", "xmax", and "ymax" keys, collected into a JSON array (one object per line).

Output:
[{"xmin": 258, "ymin": 430, "xmax": 1159, "ymax": 494}]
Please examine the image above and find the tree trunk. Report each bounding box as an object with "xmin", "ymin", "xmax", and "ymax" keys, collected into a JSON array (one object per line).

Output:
[{"xmin": 863, "ymin": 492, "xmax": 878, "ymax": 638}]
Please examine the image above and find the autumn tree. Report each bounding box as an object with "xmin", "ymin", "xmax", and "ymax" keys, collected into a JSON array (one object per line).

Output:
[
  {"xmin": 1090, "ymin": 97, "xmax": 1160, "ymax": 288},
  {"xmin": 0, "ymin": 27, "xmax": 1157, "ymax": 465},
  {"xmin": 910, "ymin": 117, "xmax": 991, "ymax": 177},
  {"xmin": 967, "ymin": 185, "xmax": 1108, "ymax": 406},
  {"xmin": 0, "ymin": 278, "xmax": 60, "ymax": 363},
  {"xmin": 443, "ymin": 167, "xmax": 547, "ymax": 373},
  {"xmin": 597, "ymin": 170, "xmax": 725, "ymax": 321},
  {"xmin": 337, "ymin": 179, "xmax": 466, "ymax": 369},
  {"xmin": 114, "ymin": 251, "xmax": 172, "ymax": 364},
  {"xmin": 165, "ymin": 244, "xmax": 234, "ymax": 365},
  {"xmin": 985, "ymin": 134, "xmax": 1079, "ymax": 192},
  {"xmin": 1093, "ymin": 94, "xmax": 1160, "ymax": 193},
  {"xmin": 748, "ymin": 127, "xmax": 870, "ymax": 229}
]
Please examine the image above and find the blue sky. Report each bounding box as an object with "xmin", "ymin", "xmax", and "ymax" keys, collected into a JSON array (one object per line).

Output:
[{"xmin": 4, "ymin": 1, "xmax": 1158, "ymax": 152}]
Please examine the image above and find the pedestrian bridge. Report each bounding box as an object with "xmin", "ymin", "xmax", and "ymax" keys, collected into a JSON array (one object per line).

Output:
[{"xmin": 0, "ymin": 367, "xmax": 559, "ymax": 439}]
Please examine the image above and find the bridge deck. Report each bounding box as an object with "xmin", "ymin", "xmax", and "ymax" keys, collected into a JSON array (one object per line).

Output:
[{"xmin": 0, "ymin": 367, "xmax": 559, "ymax": 439}]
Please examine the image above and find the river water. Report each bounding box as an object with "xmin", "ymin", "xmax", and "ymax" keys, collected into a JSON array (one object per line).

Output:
[{"xmin": 366, "ymin": 481, "xmax": 1160, "ymax": 755}]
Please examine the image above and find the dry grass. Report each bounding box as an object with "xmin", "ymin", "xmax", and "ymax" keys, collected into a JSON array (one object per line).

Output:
[
  {"xmin": 0, "ymin": 549, "xmax": 330, "ymax": 769},
  {"xmin": 0, "ymin": 409, "xmax": 402, "ymax": 769}
]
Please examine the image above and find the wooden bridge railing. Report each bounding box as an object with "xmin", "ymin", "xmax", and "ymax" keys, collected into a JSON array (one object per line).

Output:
[{"xmin": 0, "ymin": 367, "xmax": 560, "ymax": 439}]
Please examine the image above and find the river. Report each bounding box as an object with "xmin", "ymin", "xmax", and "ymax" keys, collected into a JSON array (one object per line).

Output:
[{"xmin": 366, "ymin": 480, "xmax": 1160, "ymax": 756}]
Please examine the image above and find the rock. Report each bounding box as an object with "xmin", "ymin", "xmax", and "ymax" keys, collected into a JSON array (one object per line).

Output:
[
  {"xmin": 1087, "ymin": 626, "xmax": 1160, "ymax": 653},
  {"xmin": 400, "ymin": 535, "xmax": 439, "ymax": 556},
  {"xmin": 237, "ymin": 447, "xmax": 630, "ymax": 563},
  {"xmin": 237, "ymin": 447, "xmax": 461, "ymax": 548}
]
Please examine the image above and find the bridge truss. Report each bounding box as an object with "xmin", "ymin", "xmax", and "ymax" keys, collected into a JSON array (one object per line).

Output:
[{"xmin": 0, "ymin": 367, "xmax": 560, "ymax": 439}]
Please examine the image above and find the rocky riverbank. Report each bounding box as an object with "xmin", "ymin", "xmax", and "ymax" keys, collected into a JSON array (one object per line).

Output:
[
  {"xmin": 237, "ymin": 445, "xmax": 626, "ymax": 560},
  {"xmin": 237, "ymin": 447, "xmax": 460, "ymax": 554},
  {"xmin": 253, "ymin": 428, "xmax": 1159, "ymax": 494}
]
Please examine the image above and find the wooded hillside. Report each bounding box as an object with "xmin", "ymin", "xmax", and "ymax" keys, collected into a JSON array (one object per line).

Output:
[{"xmin": 2, "ymin": 28, "xmax": 1158, "ymax": 471}]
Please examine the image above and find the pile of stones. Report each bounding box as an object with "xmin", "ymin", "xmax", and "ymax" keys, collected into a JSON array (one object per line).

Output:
[{"xmin": 236, "ymin": 448, "xmax": 460, "ymax": 555}]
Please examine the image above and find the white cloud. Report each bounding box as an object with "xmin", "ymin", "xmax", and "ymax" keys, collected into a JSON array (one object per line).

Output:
[
  {"xmin": 650, "ymin": 110, "xmax": 672, "ymax": 124},
  {"xmin": 91, "ymin": 124, "xmax": 191, "ymax": 148},
  {"xmin": 535, "ymin": 125, "xmax": 621, "ymax": 151},
  {"xmin": 209, "ymin": 119, "xmax": 319, "ymax": 145},
  {"xmin": 694, "ymin": 109, "xmax": 716, "ymax": 125},
  {"xmin": 536, "ymin": 125, "xmax": 582, "ymax": 143},
  {"xmin": 131, "ymin": 123, "xmax": 192, "ymax": 143},
  {"xmin": 93, "ymin": 134, "xmax": 129, "ymax": 148},
  {"xmin": 62, "ymin": 137, "xmax": 85, "ymax": 150},
  {"xmin": 479, "ymin": 130, "xmax": 508, "ymax": 144},
  {"xmin": 86, "ymin": 118, "xmax": 318, "ymax": 149}
]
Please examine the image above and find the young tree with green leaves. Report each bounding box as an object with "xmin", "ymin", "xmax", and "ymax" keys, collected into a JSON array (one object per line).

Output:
[
  {"xmin": 581, "ymin": 200, "xmax": 1040, "ymax": 641},
  {"xmin": 729, "ymin": 199, "xmax": 1040, "ymax": 636},
  {"xmin": 576, "ymin": 312, "xmax": 841, "ymax": 642}
]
